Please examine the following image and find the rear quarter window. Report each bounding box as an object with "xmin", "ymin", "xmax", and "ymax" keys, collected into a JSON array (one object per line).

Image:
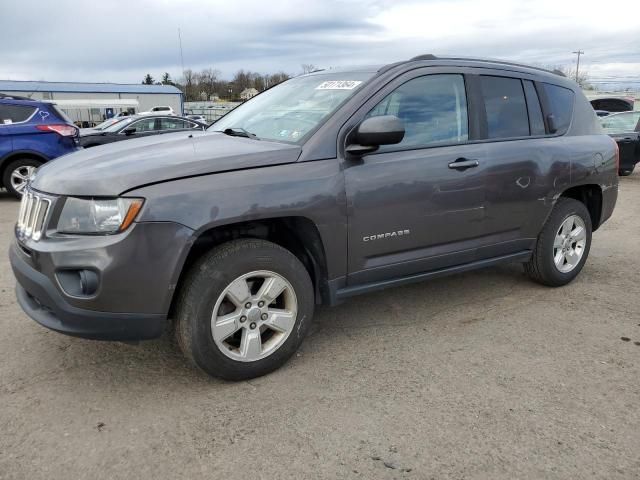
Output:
[
  {"xmin": 0, "ymin": 104, "xmax": 37, "ymax": 124},
  {"xmin": 542, "ymin": 83, "xmax": 574, "ymax": 135}
]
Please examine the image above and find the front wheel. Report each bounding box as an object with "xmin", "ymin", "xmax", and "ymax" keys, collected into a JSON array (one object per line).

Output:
[
  {"xmin": 175, "ymin": 239, "xmax": 314, "ymax": 380},
  {"xmin": 3, "ymin": 158, "xmax": 42, "ymax": 198},
  {"xmin": 524, "ymin": 198, "xmax": 592, "ymax": 287}
]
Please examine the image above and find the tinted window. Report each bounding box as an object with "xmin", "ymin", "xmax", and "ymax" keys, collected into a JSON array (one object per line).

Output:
[
  {"xmin": 0, "ymin": 104, "xmax": 37, "ymax": 124},
  {"xmin": 523, "ymin": 81, "xmax": 545, "ymax": 135},
  {"xmin": 542, "ymin": 83, "xmax": 574, "ymax": 135},
  {"xmin": 127, "ymin": 118, "xmax": 156, "ymax": 133},
  {"xmin": 480, "ymin": 76, "xmax": 529, "ymax": 139},
  {"xmin": 366, "ymin": 74, "xmax": 468, "ymax": 149},
  {"xmin": 159, "ymin": 118, "xmax": 194, "ymax": 130}
]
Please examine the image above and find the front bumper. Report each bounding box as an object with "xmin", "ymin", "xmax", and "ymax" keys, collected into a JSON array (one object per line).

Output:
[
  {"xmin": 9, "ymin": 220, "xmax": 194, "ymax": 341},
  {"xmin": 11, "ymin": 243, "xmax": 165, "ymax": 340}
]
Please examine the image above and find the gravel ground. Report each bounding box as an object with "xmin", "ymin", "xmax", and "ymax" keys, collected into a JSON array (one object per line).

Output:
[{"xmin": 1, "ymin": 174, "xmax": 639, "ymax": 480}]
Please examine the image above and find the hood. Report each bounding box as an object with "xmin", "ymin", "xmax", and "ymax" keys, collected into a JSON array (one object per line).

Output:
[{"xmin": 32, "ymin": 131, "xmax": 301, "ymax": 196}]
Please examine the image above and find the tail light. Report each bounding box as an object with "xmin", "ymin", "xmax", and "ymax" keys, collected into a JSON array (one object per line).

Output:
[
  {"xmin": 613, "ymin": 139, "xmax": 619, "ymax": 172},
  {"xmin": 36, "ymin": 124, "xmax": 78, "ymax": 137}
]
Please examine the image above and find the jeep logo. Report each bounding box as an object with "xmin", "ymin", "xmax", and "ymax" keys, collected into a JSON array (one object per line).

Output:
[{"xmin": 363, "ymin": 230, "xmax": 410, "ymax": 242}]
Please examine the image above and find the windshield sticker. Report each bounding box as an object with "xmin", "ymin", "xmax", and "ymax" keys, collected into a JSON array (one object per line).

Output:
[
  {"xmin": 315, "ymin": 80, "xmax": 362, "ymax": 90},
  {"xmin": 3, "ymin": 119, "xmax": 12, "ymax": 124}
]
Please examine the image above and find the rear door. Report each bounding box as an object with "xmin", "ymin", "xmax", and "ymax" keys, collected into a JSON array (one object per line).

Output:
[
  {"xmin": 119, "ymin": 117, "xmax": 159, "ymax": 139},
  {"xmin": 0, "ymin": 123, "xmax": 11, "ymax": 159},
  {"xmin": 343, "ymin": 68, "xmax": 488, "ymax": 285}
]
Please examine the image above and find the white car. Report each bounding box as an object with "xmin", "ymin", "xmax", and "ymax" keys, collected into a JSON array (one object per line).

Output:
[{"xmin": 138, "ymin": 106, "xmax": 175, "ymax": 116}]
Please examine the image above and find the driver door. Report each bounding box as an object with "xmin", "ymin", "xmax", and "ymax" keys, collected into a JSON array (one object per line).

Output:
[{"xmin": 343, "ymin": 69, "xmax": 488, "ymax": 285}]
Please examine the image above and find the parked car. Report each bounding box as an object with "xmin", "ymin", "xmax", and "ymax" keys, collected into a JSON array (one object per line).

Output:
[
  {"xmin": 187, "ymin": 114, "xmax": 207, "ymax": 123},
  {"xmin": 137, "ymin": 106, "xmax": 175, "ymax": 116},
  {"xmin": 590, "ymin": 97, "xmax": 634, "ymax": 113},
  {"xmin": 600, "ymin": 111, "xmax": 640, "ymax": 176},
  {"xmin": 0, "ymin": 95, "xmax": 79, "ymax": 197},
  {"xmin": 78, "ymin": 115, "xmax": 206, "ymax": 148},
  {"xmin": 10, "ymin": 55, "xmax": 618, "ymax": 380}
]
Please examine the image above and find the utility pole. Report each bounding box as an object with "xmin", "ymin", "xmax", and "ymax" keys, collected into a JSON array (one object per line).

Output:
[{"xmin": 572, "ymin": 50, "xmax": 584, "ymax": 83}]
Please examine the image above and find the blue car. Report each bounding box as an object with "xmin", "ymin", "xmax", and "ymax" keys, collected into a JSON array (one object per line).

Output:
[{"xmin": 0, "ymin": 94, "xmax": 79, "ymax": 197}]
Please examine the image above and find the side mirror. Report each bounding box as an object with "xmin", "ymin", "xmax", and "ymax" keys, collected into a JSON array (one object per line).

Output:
[
  {"xmin": 123, "ymin": 127, "xmax": 137, "ymax": 135},
  {"xmin": 346, "ymin": 115, "xmax": 405, "ymax": 155}
]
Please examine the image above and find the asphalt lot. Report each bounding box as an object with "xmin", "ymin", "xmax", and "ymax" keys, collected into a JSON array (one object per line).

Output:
[{"xmin": 1, "ymin": 174, "xmax": 639, "ymax": 480}]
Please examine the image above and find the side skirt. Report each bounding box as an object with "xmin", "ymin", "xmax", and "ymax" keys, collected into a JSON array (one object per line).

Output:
[{"xmin": 330, "ymin": 250, "xmax": 532, "ymax": 305}]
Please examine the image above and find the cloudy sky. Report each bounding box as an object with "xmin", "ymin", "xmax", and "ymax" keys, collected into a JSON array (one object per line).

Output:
[{"xmin": 1, "ymin": 0, "xmax": 638, "ymax": 89}]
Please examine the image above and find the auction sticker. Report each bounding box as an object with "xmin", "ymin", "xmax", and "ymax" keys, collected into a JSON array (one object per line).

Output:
[{"xmin": 316, "ymin": 80, "xmax": 362, "ymax": 90}]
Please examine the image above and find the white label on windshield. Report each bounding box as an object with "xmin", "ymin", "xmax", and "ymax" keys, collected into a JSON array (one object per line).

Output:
[
  {"xmin": 316, "ymin": 80, "xmax": 362, "ymax": 90},
  {"xmin": 3, "ymin": 119, "xmax": 12, "ymax": 124}
]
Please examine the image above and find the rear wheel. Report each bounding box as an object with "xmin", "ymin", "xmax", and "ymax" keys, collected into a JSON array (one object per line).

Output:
[
  {"xmin": 619, "ymin": 167, "xmax": 634, "ymax": 176},
  {"xmin": 3, "ymin": 158, "xmax": 42, "ymax": 198},
  {"xmin": 524, "ymin": 198, "xmax": 592, "ymax": 287},
  {"xmin": 175, "ymin": 239, "xmax": 314, "ymax": 380}
]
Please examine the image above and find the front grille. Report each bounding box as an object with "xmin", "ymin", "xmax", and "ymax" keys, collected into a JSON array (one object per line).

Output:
[{"xmin": 16, "ymin": 190, "xmax": 52, "ymax": 241}]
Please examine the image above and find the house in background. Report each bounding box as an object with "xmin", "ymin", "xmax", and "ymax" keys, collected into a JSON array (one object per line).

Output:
[{"xmin": 240, "ymin": 88, "xmax": 259, "ymax": 101}]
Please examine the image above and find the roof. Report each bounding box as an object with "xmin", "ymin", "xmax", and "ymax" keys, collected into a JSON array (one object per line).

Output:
[{"xmin": 0, "ymin": 80, "xmax": 182, "ymax": 95}]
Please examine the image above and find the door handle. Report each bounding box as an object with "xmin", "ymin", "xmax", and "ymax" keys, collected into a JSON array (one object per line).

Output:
[{"xmin": 448, "ymin": 158, "xmax": 479, "ymax": 170}]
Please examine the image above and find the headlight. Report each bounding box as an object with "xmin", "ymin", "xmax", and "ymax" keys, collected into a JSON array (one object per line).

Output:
[{"xmin": 57, "ymin": 197, "xmax": 144, "ymax": 234}]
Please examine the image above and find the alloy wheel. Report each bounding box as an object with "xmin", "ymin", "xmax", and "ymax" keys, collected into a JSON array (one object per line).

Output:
[
  {"xmin": 553, "ymin": 215, "xmax": 587, "ymax": 273},
  {"xmin": 211, "ymin": 270, "xmax": 298, "ymax": 362}
]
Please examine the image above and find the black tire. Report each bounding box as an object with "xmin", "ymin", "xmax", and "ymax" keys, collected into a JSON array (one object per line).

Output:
[
  {"xmin": 619, "ymin": 167, "xmax": 634, "ymax": 176},
  {"xmin": 524, "ymin": 198, "xmax": 592, "ymax": 287},
  {"xmin": 175, "ymin": 239, "xmax": 314, "ymax": 380},
  {"xmin": 2, "ymin": 158, "xmax": 43, "ymax": 198}
]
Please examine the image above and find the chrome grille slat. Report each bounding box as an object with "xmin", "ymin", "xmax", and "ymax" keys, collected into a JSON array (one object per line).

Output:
[{"xmin": 16, "ymin": 189, "xmax": 51, "ymax": 242}]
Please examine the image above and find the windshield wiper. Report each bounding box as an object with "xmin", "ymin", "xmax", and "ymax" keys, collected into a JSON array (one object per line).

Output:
[{"xmin": 220, "ymin": 127, "xmax": 259, "ymax": 139}]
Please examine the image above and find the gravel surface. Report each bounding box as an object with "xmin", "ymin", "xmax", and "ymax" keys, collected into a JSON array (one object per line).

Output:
[{"xmin": 1, "ymin": 174, "xmax": 639, "ymax": 479}]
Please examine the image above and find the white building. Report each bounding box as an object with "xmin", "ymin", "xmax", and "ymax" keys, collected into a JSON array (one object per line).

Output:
[
  {"xmin": 240, "ymin": 88, "xmax": 259, "ymax": 100},
  {"xmin": 0, "ymin": 80, "xmax": 184, "ymax": 124}
]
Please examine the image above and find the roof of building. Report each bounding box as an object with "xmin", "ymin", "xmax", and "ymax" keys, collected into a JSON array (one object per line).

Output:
[{"xmin": 0, "ymin": 80, "xmax": 182, "ymax": 95}]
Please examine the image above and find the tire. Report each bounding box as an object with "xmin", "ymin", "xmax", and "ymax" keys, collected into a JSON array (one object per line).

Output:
[
  {"xmin": 3, "ymin": 158, "xmax": 43, "ymax": 198},
  {"xmin": 619, "ymin": 167, "xmax": 634, "ymax": 176},
  {"xmin": 175, "ymin": 239, "xmax": 314, "ymax": 380},
  {"xmin": 524, "ymin": 198, "xmax": 592, "ymax": 287}
]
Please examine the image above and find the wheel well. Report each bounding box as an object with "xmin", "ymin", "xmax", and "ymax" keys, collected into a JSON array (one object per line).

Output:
[
  {"xmin": 560, "ymin": 184, "xmax": 603, "ymax": 230},
  {"xmin": 0, "ymin": 152, "xmax": 46, "ymax": 184},
  {"xmin": 169, "ymin": 217, "xmax": 329, "ymax": 317}
]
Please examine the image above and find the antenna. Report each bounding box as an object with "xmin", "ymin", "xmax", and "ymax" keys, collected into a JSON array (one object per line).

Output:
[{"xmin": 178, "ymin": 28, "xmax": 186, "ymax": 80}]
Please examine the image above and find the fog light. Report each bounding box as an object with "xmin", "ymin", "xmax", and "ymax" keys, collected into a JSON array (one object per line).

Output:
[{"xmin": 56, "ymin": 269, "xmax": 99, "ymax": 297}]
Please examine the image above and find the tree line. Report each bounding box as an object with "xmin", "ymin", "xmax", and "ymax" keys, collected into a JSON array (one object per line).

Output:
[{"xmin": 141, "ymin": 64, "xmax": 319, "ymax": 102}]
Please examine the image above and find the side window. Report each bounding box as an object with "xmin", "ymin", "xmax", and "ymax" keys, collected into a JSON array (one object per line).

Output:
[
  {"xmin": 479, "ymin": 76, "xmax": 529, "ymax": 139},
  {"xmin": 542, "ymin": 83, "xmax": 574, "ymax": 135},
  {"xmin": 366, "ymin": 74, "xmax": 468, "ymax": 149},
  {"xmin": 159, "ymin": 118, "xmax": 188, "ymax": 130},
  {"xmin": 129, "ymin": 118, "xmax": 156, "ymax": 133},
  {"xmin": 523, "ymin": 80, "xmax": 545, "ymax": 135},
  {"xmin": 0, "ymin": 105, "xmax": 37, "ymax": 124}
]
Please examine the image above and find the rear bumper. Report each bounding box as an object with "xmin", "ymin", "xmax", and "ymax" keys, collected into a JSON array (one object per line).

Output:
[{"xmin": 11, "ymin": 243, "xmax": 166, "ymax": 341}]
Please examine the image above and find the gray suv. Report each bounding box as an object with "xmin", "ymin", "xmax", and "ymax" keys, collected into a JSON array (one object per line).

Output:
[{"xmin": 10, "ymin": 55, "xmax": 618, "ymax": 380}]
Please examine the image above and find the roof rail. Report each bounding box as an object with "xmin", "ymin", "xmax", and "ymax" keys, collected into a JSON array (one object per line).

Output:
[
  {"xmin": 407, "ymin": 54, "xmax": 565, "ymax": 77},
  {"xmin": 0, "ymin": 93, "xmax": 33, "ymax": 101}
]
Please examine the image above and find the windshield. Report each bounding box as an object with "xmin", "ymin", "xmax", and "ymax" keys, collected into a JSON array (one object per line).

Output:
[
  {"xmin": 600, "ymin": 112, "xmax": 640, "ymax": 133},
  {"xmin": 209, "ymin": 72, "xmax": 374, "ymax": 142},
  {"xmin": 102, "ymin": 116, "xmax": 137, "ymax": 133},
  {"xmin": 94, "ymin": 117, "xmax": 126, "ymax": 130}
]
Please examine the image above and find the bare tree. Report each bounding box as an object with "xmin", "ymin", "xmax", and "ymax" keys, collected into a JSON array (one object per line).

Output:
[
  {"xmin": 301, "ymin": 64, "xmax": 318, "ymax": 74},
  {"xmin": 550, "ymin": 65, "xmax": 591, "ymax": 88},
  {"xmin": 199, "ymin": 68, "xmax": 221, "ymax": 101}
]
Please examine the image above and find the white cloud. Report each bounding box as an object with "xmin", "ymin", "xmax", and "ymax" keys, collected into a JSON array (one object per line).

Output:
[{"xmin": 0, "ymin": 0, "xmax": 637, "ymax": 87}]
